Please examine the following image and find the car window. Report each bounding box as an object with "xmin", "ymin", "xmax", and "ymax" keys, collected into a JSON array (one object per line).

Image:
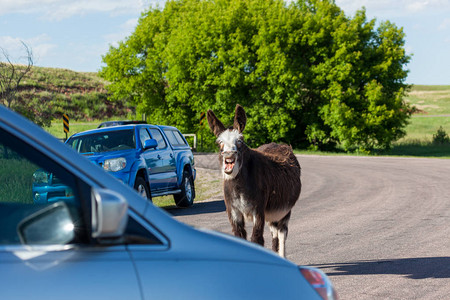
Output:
[
  {"xmin": 149, "ymin": 128, "xmax": 167, "ymax": 149},
  {"xmin": 163, "ymin": 129, "xmax": 178, "ymax": 146},
  {"xmin": 124, "ymin": 216, "xmax": 163, "ymax": 245},
  {"xmin": 67, "ymin": 129, "xmax": 135, "ymax": 153},
  {"xmin": 173, "ymin": 130, "xmax": 188, "ymax": 146},
  {"xmin": 139, "ymin": 128, "xmax": 152, "ymax": 149},
  {"xmin": 0, "ymin": 128, "xmax": 86, "ymax": 246},
  {"xmin": 163, "ymin": 129, "xmax": 187, "ymax": 147}
]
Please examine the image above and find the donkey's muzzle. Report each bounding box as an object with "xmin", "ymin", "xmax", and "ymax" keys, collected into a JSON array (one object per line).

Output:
[
  {"xmin": 221, "ymin": 151, "xmax": 237, "ymax": 174},
  {"xmin": 221, "ymin": 150, "xmax": 237, "ymax": 158}
]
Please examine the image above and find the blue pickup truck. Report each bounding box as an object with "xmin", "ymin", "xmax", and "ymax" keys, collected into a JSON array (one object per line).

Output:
[{"xmin": 33, "ymin": 124, "xmax": 196, "ymax": 207}]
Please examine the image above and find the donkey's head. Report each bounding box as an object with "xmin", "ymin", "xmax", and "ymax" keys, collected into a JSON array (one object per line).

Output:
[{"xmin": 207, "ymin": 104, "xmax": 247, "ymax": 180}]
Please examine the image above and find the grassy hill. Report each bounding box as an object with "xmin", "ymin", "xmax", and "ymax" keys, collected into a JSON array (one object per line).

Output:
[
  {"xmin": 382, "ymin": 85, "xmax": 450, "ymax": 157},
  {"xmin": 15, "ymin": 66, "xmax": 134, "ymax": 126},
  {"xmin": 402, "ymin": 85, "xmax": 450, "ymax": 140}
]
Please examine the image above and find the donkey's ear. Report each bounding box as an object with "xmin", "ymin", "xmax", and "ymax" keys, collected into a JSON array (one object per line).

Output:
[
  {"xmin": 233, "ymin": 104, "xmax": 246, "ymax": 133},
  {"xmin": 207, "ymin": 109, "xmax": 226, "ymax": 137}
]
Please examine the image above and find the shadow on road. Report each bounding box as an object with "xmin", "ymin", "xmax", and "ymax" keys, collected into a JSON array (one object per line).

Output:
[
  {"xmin": 166, "ymin": 200, "xmax": 226, "ymax": 216},
  {"xmin": 313, "ymin": 257, "xmax": 450, "ymax": 279}
]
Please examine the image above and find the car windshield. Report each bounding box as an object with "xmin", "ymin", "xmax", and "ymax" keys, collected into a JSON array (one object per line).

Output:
[{"xmin": 67, "ymin": 129, "xmax": 136, "ymax": 154}]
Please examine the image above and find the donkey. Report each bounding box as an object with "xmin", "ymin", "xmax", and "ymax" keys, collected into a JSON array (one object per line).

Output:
[{"xmin": 207, "ymin": 104, "xmax": 301, "ymax": 257}]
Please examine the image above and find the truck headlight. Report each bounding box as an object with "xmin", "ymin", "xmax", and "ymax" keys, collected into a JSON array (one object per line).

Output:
[
  {"xmin": 103, "ymin": 157, "xmax": 126, "ymax": 172},
  {"xmin": 34, "ymin": 192, "xmax": 41, "ymax": 202},
  {"xmin": 33, "ymin": 169, "xmax": 49, "ymax": 184}
]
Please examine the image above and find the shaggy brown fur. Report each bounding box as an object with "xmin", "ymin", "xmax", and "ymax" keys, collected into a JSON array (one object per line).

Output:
[{"xmin": 207, "ymin": 104, "xmax": 301, "ymax": 257}]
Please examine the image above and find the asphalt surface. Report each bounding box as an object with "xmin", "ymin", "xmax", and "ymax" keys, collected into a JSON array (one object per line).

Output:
[{"xmin": 170, "ymin": 154, "xmax": 450, "ymax": 299}]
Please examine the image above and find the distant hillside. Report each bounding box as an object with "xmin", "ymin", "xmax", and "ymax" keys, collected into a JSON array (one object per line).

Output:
[
  {"xmin": 15, "ymin": 66, "xmax": 134, "ymax": 125},
  {"xmin": 405, "ymin": 85, "xmax": 450, "ymax": 116}
]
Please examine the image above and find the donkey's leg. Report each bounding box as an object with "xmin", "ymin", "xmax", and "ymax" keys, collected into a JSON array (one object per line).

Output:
[
  {"xmin": 278, "ymin": 211, "xmax": 291, "ymax": 257},
  {"xmin": 269, "ymin": 222, "xmax": 279, "ymax": 253},
  {"xmin": 250, "ymin": 212, "xmax": 265, "ymax": 246},
  {"xmin": 228, "ymin": 208, "xmax": 247, "ymax": 240},
  {"xmin": 269, "ymin": 211, "xmax": 291, "ymax": 257}
]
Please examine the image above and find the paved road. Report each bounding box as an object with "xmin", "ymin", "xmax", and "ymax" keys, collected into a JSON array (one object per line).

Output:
[{"xmin": 169, "ymin": 154, "xmax": 450, "ymax": 299}]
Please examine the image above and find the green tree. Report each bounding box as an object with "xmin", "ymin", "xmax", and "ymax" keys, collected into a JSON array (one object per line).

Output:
[{"xmin": 100, "ymin": 0, "xmax": 411, "ymax": 152}]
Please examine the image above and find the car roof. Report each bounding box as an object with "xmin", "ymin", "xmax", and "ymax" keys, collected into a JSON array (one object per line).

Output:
[
  {"xmin": 157, "ymin": 124, "xmax": 180, "ymax": 131},
  {"xmin": 68, "ymin": 124, "xmax": 183, "ymax": 140},
  {"xmin": 97, "ymin": 120, "xmax": 148, "ymax": 128},
  {"xmin": 68, "ymin": 124, "xmax": 160, "ymax": 138}
]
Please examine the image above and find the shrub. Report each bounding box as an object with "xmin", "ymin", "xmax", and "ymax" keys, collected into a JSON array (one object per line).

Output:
[{"xmin": 432, "ymin": 126, "xmax": 450, "ymax": 144}]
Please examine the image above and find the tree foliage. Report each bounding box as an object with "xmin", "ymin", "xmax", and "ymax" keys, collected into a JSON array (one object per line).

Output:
[{"xmin": 100, "ymin": 0, "xmax": 411, "ymax": 152}]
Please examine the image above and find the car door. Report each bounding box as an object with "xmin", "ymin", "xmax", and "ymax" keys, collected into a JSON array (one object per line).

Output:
[
  {"xmin": 0, "ymin": 123, "xmax": 141, "ymax": 300},
  {"xmin": 148, "ymin": 128, "xmax": 177, "ymax": 190},
  {"xmin": 138, "ymin": 127, "xmax": 167, "ymax": 191}
]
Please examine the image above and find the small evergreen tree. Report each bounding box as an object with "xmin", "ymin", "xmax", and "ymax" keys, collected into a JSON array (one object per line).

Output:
[{"xmin": 433, "ymin": 126, "xmax": 450, "ymax": 144}]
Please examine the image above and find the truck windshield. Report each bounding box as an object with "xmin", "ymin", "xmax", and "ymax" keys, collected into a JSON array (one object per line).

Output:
[{"xmin": 66, "ymin": 129, "xmax": 135, "ymax": 154}]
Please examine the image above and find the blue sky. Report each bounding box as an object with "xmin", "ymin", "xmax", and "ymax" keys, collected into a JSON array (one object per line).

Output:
[{"xmin": 1, "ymin": 0, "xmax": 449, "ymax": 85}]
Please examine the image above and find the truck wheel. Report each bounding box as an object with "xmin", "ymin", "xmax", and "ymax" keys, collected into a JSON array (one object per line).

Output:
[
  {"xmin": 134, "ymin": 176, "xmax": 152, "ymax": 202},
  {"xmin": 174, "ymin": 169, "xmax": 195, "ymax": 208}
]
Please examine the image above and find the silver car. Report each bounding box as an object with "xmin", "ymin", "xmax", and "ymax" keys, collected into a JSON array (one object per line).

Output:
[{"xmin": 0, "ymin": 105, "xmax": 337, "ymax": 300}]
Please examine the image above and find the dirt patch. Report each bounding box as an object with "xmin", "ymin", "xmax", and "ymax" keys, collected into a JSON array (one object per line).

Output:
[{"xmin": 195, "ymin": 167, "xmax": 224, "ymax": 202}]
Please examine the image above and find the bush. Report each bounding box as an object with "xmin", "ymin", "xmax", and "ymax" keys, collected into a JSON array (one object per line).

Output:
[{"xmin": 432, "ymin": 126, "xmax": 450, "ymax": 144}]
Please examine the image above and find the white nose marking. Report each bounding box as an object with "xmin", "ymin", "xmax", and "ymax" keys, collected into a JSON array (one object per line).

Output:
[{"xmin": 222, "ymin": 150, "xmax": 237, "ymax": 157}]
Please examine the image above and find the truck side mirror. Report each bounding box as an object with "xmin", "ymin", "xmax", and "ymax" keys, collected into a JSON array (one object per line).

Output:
[{"xmin": 144, "ymin": 139, "xmax": 158, "ymax": 150}]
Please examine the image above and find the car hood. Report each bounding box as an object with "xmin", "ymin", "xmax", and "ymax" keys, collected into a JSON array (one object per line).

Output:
[
  {"xmin": 81, "ymin": 149, "xmax": 135, "ymax": 160},
  {"xmin": 138, "ymin": 204, "xmax": 295, "ymax": 267}
]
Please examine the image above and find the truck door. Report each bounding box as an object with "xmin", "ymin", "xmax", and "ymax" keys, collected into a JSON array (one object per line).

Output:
[
  {"xmin": 148, "ymin": 128, "xmax": 177, "ymax": 190},
  {"xmin": 139, "ymin": 128, "xmax": 165, "ymax": 191}
]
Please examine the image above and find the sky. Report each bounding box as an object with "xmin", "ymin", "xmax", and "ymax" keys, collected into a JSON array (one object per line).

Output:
[{"xmin": 0, "ymin": 0, "xmax": 449, "ymax": 85}]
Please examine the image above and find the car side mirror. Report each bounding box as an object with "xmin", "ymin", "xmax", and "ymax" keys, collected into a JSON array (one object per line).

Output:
[
  {"xmin": 91, "ymin": 188, "xmax": 128, "ymax": 239},
  {"xmin": 18, "ymin": 202, "xmax": 75, "ymax": 245},
  {"xmin": 143, "ymin": 139, "xmax": 158, "ymax": 150}
]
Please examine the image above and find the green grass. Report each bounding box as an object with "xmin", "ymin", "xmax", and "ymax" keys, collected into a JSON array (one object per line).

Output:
[
  {"xmin": 397, "ymin": 116, "xmax": 450, "ymax": 142},
  {"xmin": 44, "ymin": 122, "xmax": 99, "ymax": 139},
  {"xmin": 152, "ymin": 196, "xmax": 176, "ymax": 208},
  {"xmin": 0, "ymin": 156, "xmax": 38, "ymax": 204},
  {"xmin": 153, "ymin": 170, "xmax": 223, "ymax": 208},
  {"xmin": 387, "ymin": 85, "xmax": 450, "ymax": 157},
  {"xmin": 406, "ymin": 85, "xmax": 450, "ymax": 115}
]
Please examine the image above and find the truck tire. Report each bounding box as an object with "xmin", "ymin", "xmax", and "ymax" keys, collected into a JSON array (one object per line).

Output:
[
  {"xmin": 174, "ymin": 169, "xmax": 195, "ymax": 208},
  {"xmin": 134, "ymin": 176, "xmax": 152, "ymax": 202}
]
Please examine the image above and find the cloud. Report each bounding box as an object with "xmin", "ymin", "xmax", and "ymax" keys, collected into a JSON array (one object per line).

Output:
[
  {"xmin": 103, "ymin": 18, "xmax": 139, "ymax": 46},
  {"xmin": 0, "ymin": 34, "xmax": 56, "ymax": 65},
  {"xmin": 0, "ymin": 0, "xmax": 165, "ymax": 20},
  {"xmin": 336, "ymin": 0, "xmax": 450, "ymax": 18}
]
